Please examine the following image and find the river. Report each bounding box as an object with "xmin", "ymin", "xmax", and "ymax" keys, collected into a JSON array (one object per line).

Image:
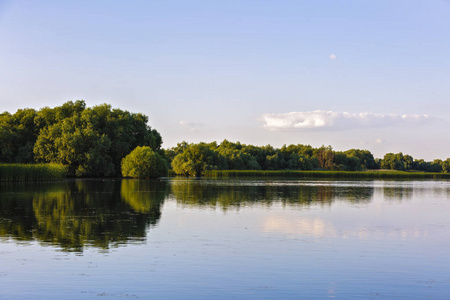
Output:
[{"xmin": 1, "ymin": 178, "xmax": 449, "ymax": 299}]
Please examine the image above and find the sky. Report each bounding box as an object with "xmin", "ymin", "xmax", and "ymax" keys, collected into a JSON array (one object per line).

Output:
[{"xmin": 0, "ymin": 0, "xmax": 449, "ymax": 160}]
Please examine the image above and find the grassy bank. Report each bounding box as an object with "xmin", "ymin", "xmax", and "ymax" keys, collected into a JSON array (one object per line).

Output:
[
  {"xmin": 204, "ymin": 170, "xmax": 450, "ymax": 179},
  {"xmin": 0, "ymin": 163, "xmax": 68, "ymax": 182}
]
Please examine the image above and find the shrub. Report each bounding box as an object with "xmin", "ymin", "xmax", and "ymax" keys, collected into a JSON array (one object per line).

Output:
[{"xmin": 121, "ymin": 146, "xmax": 168, "ymax": 178}]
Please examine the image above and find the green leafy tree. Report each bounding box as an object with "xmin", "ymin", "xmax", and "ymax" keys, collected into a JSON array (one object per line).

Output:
[
  {"xmin": 121, "ymin": 146, "xmax": 168, "ymax": 178},
  {"xmin": 440, "ymin": 159, "xmax": 450, "ymax": 173},
  {"xmin": 217, "ymin": 145, "xmax": 260, "ymax": 170},
  {"xmin": 171, "ymin": 143, "xmax": 226, "ymax": 176},
  {"xmin": 413, "ymin": 159, "xmax": 441, "ymax": 172},
  {"xmin": 380, "ymin": 153, "xmax": 414, "ymax": 171},
  {"xmin": 32, "ymin": 101, "xmax": 162, "ymax": 176},
  {"xmin": 0, "ymin": 109, "xmax": 38, "ymax": 163},
  {"xmin": 344, "ymin": 149, "xmax": 378, "ymax": 170},
  {"xmin": 241, "ymin": 144, "xmax": 266, "ymax": 169},
  {"xmin": 34, "ymin": 114, "xmax": 115, "ymax": 176},
  {"xmin": 0, "ymin": 119, "xmax": 18, "ymax": 162},
  {"xmin": 315, "ymin": 146, "xmax": 335, "ymax": 170}
]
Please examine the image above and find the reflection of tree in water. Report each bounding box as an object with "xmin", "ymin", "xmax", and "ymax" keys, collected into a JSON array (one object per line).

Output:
[
  {"xmin": 0, "ymin": 192, "xmax": 35, "ymax": 241},
  {"xmin": 121, "ymin": 180, "xmax": 168, "ymax": 215},
  {"xmin": 169, "ymin": 179, "xmax": 373, "ymax": 210},
  {"xmin": 383, "ymin": 186, "xmax": 414, "ymax": 201},
  {"xmin": 0, "ymin": 179, "xmax": 375, "ymax": 250},
  {"xmin": 333, "ymin": 186, "xmax": 374, "ymax": 203},
  {"xmin": 0, "ymin": 180, "xmax": 168, "ymax": 252},
  {"xmin": 0, "ymin": 182, "xmax": 68, "ymax": 241}
]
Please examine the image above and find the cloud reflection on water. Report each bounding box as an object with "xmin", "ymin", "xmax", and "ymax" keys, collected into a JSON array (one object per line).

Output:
[{"xmin": 262, "ymin": 216, "xmax": 430, "ymax": 240}]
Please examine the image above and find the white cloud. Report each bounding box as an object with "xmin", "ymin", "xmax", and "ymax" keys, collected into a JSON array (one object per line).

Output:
[
  {"xmin": 329, "ymin": 54, "xmax": 337, "ymax": 60},
  {"xmin": 262, "ymin": 110, "xmax": 430, "ymax": 131},
  {"xmin": 179, "ymin": 120, "xmax": 203, "ymax": 131}
]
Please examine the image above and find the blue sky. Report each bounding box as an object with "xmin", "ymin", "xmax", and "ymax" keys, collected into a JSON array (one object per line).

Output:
[{"xmin": 0, "ymin": 0, "xmax": 449, "ymax": 160}]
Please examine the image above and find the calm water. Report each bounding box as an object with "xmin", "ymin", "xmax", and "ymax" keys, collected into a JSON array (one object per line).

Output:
[{"xmin": 1, "ymin": 178, "xmax": 450, "ymax": 299}]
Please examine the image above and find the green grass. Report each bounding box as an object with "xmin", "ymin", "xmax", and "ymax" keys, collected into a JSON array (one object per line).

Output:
[
  {"xmin": 0, "ymin": 163, "xmax": 68, "ymax": 182},
  {"xmin": 204, "ymin": 170, "xmax": 450, "ymax": 179}
]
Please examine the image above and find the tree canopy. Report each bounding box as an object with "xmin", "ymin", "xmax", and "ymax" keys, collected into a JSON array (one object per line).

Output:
[
  {"xmin": 165, "ymin": 140, "xmax": 450, "ymax": 176},
  {"xmin": 121, "ymin": 146, "xmax": 168, "ymax": 178},
  {"xmin": 2, "ymin": 101, "xmax": 449, "ymax": 178},
  {"xmin": 1, "ymin": 101, "xmax": 162, "ymax": 177}
]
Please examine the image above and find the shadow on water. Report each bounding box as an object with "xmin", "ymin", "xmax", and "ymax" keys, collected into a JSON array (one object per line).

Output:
[{"xmin": 0, "ymin": 179, "xmax": 168, "ymax": 252}]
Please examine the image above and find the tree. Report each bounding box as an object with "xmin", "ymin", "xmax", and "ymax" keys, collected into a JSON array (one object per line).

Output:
[
  {"xmin": 32, "ymin": 101, "xmax": 162, "ymax": 176},
  {"xmin": 121, "ymin": 146, "xmax": 168, "ymax": 178},
  {"xmin": 316, "ymin": 146, "xmax": 335, "ymax": 170},
  {"xmin": 0, "ymin": 120, "xmax": 18, "ymax": 162},
  {"xmin": 0, "ymin": 109, "xmax": 38, "ymax": 163},
  {"xmin": 34, "ymin": 114, "xmax": 115, "ymax": 176},
  {"xmin": 217, "ymin": 143, "xmax": 260, "ymax": 170},
  {"xmin": 344, "ymin": 149, "xmax": 377, "ymax": 170},
  {"xmin": 380, "ymin": 153, "xmax": 414, "ymax": 171},
  {"xmin": 440, "ymin": 159, "xmax": 450, "ymax": 173},
  {"xmin": 171, "ymin": 143, "xmax": 226, "ymax": 176}
]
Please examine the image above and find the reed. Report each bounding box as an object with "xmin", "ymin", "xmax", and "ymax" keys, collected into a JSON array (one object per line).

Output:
[
  {"xmin": 0, "ymin": 163, "xmax": 68, "ymax": 182},
  {"xmin": 203, "ymin": 170, "xmax": 450, "ymax": 179}
]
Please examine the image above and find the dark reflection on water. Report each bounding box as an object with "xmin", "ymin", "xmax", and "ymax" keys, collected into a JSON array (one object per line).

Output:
[
  {"xmin": 383, "ymin": 186, "xmax": 414, "ymax": 201},
  {"xmin": 1, "ymin": 178, "xmax": 449, "ymax": 252},
  {"xmin": 0, "ymin": 179, "xmax": 168, "ymax": 252},
  {"xmin": 169, "ymin": 179, "xmax": 374, "ymax": 210}
]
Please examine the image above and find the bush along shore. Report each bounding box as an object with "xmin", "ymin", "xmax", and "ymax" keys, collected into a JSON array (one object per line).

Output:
[
  {"xmin": 0, "ymin": 163, "xmax": 68, "ymax": 182},
  {"xmin": 203, "ymin": 170, "xmax": 450, "ymax": 179}
]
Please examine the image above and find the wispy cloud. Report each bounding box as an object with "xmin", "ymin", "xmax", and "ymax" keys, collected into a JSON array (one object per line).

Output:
[
  {"xmin": 262, "ymin": 110, "xmax": 431, "ymax": 131},
  {"xmin": 179, "ymin": 120, "xmax": 203, "ymax": 131}
]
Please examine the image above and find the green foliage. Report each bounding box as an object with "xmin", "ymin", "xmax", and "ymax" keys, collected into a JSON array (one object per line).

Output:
[
  {"xmin": 380, "ymin": 153, "xmax": 414, "ymax": 171},
  {"xmin": 166, "ymin": 140, "xmax": 450, "ymax": 176},
  {"xmin": 1, "ymin": 100, "xmax": 162, "ymax": 177},
  {"xmin": 0, "ymin": 109, "xmax": 38, "ymax": 163},
  {"xmin": 217, "ymin": 140, "xmax": 261, "ymax": 170},
  {"xmin": 315, "ymin": 146, "xmax": 335, "ymax": 170},
  {"xmin": 121, "ymin": 146, "xmax": 168, "ymax": 178},
  {"xmin": 204, "ymin": 170, "xmax": 450, "ymax": 179},
  {"xmin": 440, "ymin": 159, "xmax": 450, "ymax": 173},
  {"xmin": 4, "ymin": 100, "xmax": 450, "ymax": 177},
  {"xmin": 163, "ymin": 141, "xmax": 189, "ymax": 167},
  {"xmin": 413, "ymin": 159, "xmax": 442, "ymax": 172},
  {"xmin": 171, "ymin": 142, "xmax": 226, "ymax": 176},
  {"xmin": 0, "ymin": 163, "xmax": 67, "ymax": 182},
  {"xmin": 344, "ymin": 149, "xmax": 378, "ymax": 170}
]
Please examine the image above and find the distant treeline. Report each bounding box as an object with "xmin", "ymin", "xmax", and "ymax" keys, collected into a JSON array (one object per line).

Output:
[
  {"xmin": 204, "ymin": 170, "xmax": 450, "ymax": 179},
  {"xmin": 2, "ymin": 102, "xmax": 450, "ymax": 179},
  {"xmin": 164, "ymin": 140, "xmax": 450, "ymax": 176},
  {"xmin": 0, "ymin": 101, "xmax": 162, "ymax": 177}
]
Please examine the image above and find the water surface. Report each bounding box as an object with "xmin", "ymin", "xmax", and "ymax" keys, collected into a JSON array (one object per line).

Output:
[{"xmin": 1, "ymin": 178, "xmax": 450, "ymax": 299}]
